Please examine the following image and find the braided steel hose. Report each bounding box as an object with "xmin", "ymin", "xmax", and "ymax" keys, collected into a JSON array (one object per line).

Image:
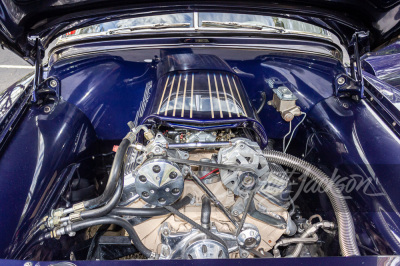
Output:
[{"xmin": 262, "ymin": 150, "xmax": 360, "ymax": 257}]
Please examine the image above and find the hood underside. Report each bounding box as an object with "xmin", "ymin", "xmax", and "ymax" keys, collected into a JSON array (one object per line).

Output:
[{"xmin": 1, "ymin": 0, "xmax": 400, "ymax": 61}]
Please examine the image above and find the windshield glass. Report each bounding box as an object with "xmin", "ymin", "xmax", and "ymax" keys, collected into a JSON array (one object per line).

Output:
[
  {"xmin": 61, "ymin": 12, "xmax": 330, "ymax": 39},
  {"xmin": 199, "ymin": 13, "xmax": 329, "ymax": 35}
]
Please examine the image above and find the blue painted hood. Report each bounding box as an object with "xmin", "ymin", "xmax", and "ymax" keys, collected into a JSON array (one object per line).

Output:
[{"xmin": 1, "ymin": 0, "xmax": 400, "ymax": 62}]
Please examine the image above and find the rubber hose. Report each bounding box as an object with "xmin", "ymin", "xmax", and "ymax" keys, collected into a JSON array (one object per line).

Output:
[
  {"xmin": 83, "ymin": 138, "xmax": 131, "ymax": 210},
  {"xmin": 262, "ymin": 150, "xmax": 360, "ymax": 257},
  {"xmin": 201, "ymin": 196, "xmax": 211, "ymax": 229},
  {"xmin": 80, "ymin": 179, "xmax": 123, "ymax": 220},
  {"xmin": 66, "ymin": 215, "xmax": 155, "ymax": 258},
  {"xmin": 111, "ymin": 194, "xmax": 193, "ymax": 217}
]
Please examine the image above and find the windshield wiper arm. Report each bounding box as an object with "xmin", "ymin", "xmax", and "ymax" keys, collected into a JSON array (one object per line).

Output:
[
  {"xmin": 107, "ymin": 23, "xmax": 191, "ymax": 34},
  {"xmin": 201, "ymin": 21, "xmax": 285, "ymax": 33}
]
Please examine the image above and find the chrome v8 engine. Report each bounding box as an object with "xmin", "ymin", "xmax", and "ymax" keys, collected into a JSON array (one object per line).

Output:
[{"xmin": 119, "ymin": 127, "xmax": 296, "ymax": 259}]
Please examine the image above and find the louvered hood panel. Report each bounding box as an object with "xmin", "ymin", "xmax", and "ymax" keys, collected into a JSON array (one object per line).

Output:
[{"xmin": 148, "ymin": 54, "xmax": 257, "ymax": 121}]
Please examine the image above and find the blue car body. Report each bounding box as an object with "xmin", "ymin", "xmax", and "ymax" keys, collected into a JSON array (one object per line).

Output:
[{"xmin": 0, "ymin": 0, "xmax": 400, "ymax": 264}]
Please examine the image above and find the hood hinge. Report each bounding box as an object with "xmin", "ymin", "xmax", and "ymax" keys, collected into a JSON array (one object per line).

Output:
[
  {"xmin": 335, "ymin": 31, "xmax": 370, "ymax": 100},
  {"xmin": 30, "ymin": 37, "xmax": 45, "ymax": 103}
]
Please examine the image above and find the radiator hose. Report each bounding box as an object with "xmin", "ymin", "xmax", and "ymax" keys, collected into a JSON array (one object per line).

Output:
[{"xmin": 261, "ymin": 150, "xmax": 360, "ymax": 257}]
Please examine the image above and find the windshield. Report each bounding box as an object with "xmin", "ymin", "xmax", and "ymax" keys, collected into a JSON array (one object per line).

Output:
[{"xmin": 61, "ymin": 12, "xmax": 330, "ymax": 39}]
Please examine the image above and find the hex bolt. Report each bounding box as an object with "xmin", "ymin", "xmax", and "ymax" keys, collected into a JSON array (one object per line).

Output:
[
  {"xmin": 393, "ymin": 122, "xmax": 397, "ymax": 126},
  {"xmin": 142, "ymin": 191, "xmax": 149, "ymax": 198},
  {"xmin": 49, "ymin": 79, "xmax": 58, "ymax": 88},
  {"xmin": 165, "ymin": 187, "xmax": 170, "ymax": 192},
  {"xmin": 342, "ymin": 103, "xmax": 349, "ymax": 108},
  {"xmin": 171, "ymin": 188, "xmax": 180, "ymax": 195},
  {"xmin": 44, "ymin": 106, "xmax": 51, "ymax": 113},
  {"xmin": 24, "ymin": 262, "xmax": 33, "ymax": 266},
  {"xmin": 158, "ymin": 198, "xmax": 166, "ymax": 204},
  {"xmin": 153, "ymin": 165, "xmax": 161, "ymax": 173},
  {"xmin": 337, "ymin": 77, "xmax": 346, "ymax": 85},
  {"xmin": 139, "ymin": 175, "xmax": 147, "ymax": 182},
  {"xmin": 169, "ymin": 171, "xmax": 177, "ymax": 179},
  {"xmin": 233, "ymin": 210, "xmax": 239, "ymax": 216}
]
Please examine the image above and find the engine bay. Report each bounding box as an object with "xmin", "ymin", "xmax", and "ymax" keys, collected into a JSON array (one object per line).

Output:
[{"xmin": 11, "ymin": 51, "xmax": 393, "ymax": 261}]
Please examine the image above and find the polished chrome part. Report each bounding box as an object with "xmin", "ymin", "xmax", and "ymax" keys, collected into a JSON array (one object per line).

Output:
[
  {"xmin": 181, "ymin": 73, "xmax": 188, "ymax": 117},
  {"xmin": 207, "ymin": 73, "xmax": 215, "ymax": 118},
  {"xmin": 217, "ymin": 138, "xmax": 269, "ymax": 196},
  {"xmin": 157, "ymin": 75, "xmax": 170, "ymax": 114},
  {"xmin": 165, "ymin": 74, "xmax": 176, "ymax": 116},
  {"xmin": 214, "ymin": 74, "xmax": 223, "ymax": 118},
  {"xmin": 186, "ymin": 131, "xmax": 217, "ymax": 143},
  {"xmin": 184, "ymin": 239, "xmax": 228, "ymax": 259},
  {"xmin": 165, "ymin": 141, "xmax": 231, "ymax": 149},
  {"xmin": 173, "ymin": 74, "xmax": 182, "ymax": 117},
  {"xmin": 168, "ymin": 156, "xmax": 254, "ymax": 172},
  {"xmin": 237, "ymin": 224, "xmax": 261, "ymax": 250},
  {"xmin": 159, "ymin": 223, "xmax": 237, "ymax": 259},
  {"xmin": 134, "ymin": 158, "xmax": 184, "ymax": 206},
  {"xmin": 231, "ymin": 76, "xmax": 247, "ymax": 117},
  {"xmin": 268, "ymin": 86, "xmax": 301, "ymax": 122},
  {"xmin": 220, "ymin": 74, "xmax": 231, "ymax": 117},
  {"xmin": 225, "ymin": 74, "xmax": 240, "ymax": 117}
]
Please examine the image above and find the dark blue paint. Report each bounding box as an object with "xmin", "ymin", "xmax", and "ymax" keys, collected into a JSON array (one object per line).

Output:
[
  {"xmin": 48, "ymin": 54, "xmax": 156, "ymax": 140},
  {"xmin": 303, "ymin": 96, "xmax": 400, "ymax": 253},
  {"xmin": 0, "ymin": 39, "xmax": 400, "ymax": 261},
  {"xmin": 0, "ymin": 100, "xmax": 97, "ymax": 257},
  {"xmin": 363, "ymin": 40, "xmax": 400, "ymax": 90}
]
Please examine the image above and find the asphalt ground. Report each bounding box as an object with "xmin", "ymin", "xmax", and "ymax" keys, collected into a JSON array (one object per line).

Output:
[{"xmin": 0, "ymin": 48, "xmax": 34, "ymax": 92}]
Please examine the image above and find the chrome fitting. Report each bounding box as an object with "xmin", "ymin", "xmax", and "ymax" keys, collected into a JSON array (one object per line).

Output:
[
  {"xmin": 124, "ymin": 131, "xmax": 136, "ymax": 143},
  {"xmin": 132, "ymin": 143, "xmax": 146, "ymax": 152},
  {"xmin": 144, "ymin": 130, "xmax": 155, "ymax": 141},
  {"xmin": 69, "ymin": 212, "xmax": 82, "ymax": 222},
  {"xmin": 72, "ymin": 202, "xmax": 85, "ymax": 212},
  {"xmin": 52, "ymin": 208, "xmax": 65, "ymax": 217}
]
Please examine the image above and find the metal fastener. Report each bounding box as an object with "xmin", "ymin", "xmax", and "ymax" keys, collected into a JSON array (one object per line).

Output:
[
  {"xmin": 44, "ymin": 106, "xmax": 51, "ymax": 113},
  {"xmin": 49, "ymin": 80, "xmax": 58, "ymax": 88},
  {"xmin": 169, "ymin": 172, "xmax": 177, "ymax": 179},
  {"xmin": 337, "ymin": 77, "xmax": 346, "ymax": 85},
  {"xmin": 153, "ymin": 165, "xmax": 161, "ymax": 173},
  {"xmin": 393, "ymin": 122, "xmax": 397, "ymax": 126}
]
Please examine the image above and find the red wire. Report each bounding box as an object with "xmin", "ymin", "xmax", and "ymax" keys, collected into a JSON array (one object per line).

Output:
[{"xmin": 200, "ymin": 168, "xmax": 219, "ymax": 179}]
